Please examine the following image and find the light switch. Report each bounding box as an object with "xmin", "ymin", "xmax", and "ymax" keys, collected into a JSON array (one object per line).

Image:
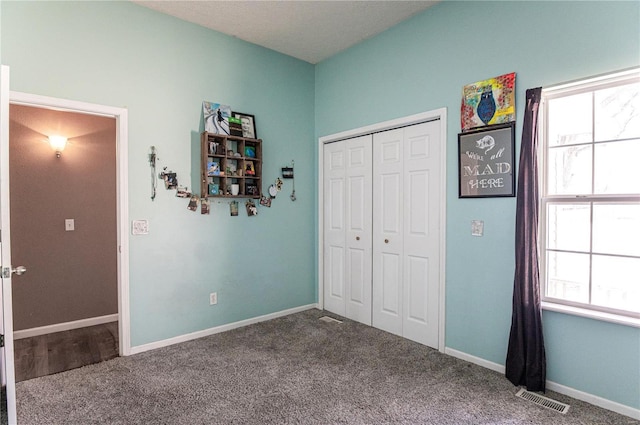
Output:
[
  {"xmin": 471, "ymin": 220, "xmax": 484, "ymax": 237},
  {"xmin": 65, "ymin": 219, "xmax": 75, "ymax": 231},
  {"xmin": 132, "ymin": 219, "xmax": 149, "ymax": 235}
]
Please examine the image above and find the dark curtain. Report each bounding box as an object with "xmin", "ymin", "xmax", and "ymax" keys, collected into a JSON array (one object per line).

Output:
[{"xmin": 505, "ymin": 87, "xmax": 546, "ymax": 392}]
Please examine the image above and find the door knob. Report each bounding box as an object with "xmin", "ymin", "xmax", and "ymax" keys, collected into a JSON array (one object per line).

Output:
[
  {"xmin": 12, "ymin": 266, "xmax": 26, "ymax": 276},
  {"xmin": 356, "ymin": 236, "xmax": 360, "ymax": 241},
  {"xmin": 2, "ymin": 265, "xmax": 27, "ymax": 278},
  {"xmin": 384, "ymin": 239, "xmax": 389, "ymax": 244}
]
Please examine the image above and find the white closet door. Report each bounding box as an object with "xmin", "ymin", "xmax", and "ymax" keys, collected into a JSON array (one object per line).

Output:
[
  {"xmin": 324, "ymin": 141, "xmax": 347, "ymax": 316},
  {"xmin": 372, "ymin": 128, "xmax": 404, "ymax": 336},
  {"xmin": 401, "ymin": 120, "xmax": 441, "ymax": 348},
  {"xmin": 323, "ymin": 135, "xmax": 372, "ymax": 324},
  {"xmin": 372, "ymin": 120, "xmax": 441, "ymax": 348}
]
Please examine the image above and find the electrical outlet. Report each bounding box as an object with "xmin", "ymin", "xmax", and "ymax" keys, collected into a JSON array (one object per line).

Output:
[{"xmin": 209, "ymin": 292, "xmax": 217, "ymax": 305}]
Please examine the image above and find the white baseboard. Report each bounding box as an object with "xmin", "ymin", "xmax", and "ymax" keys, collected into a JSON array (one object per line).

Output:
[
  {"xmin": 444, "ymin": 347, "xmax": 506, "ymax": 374},
  {"xmin": 444, "ymin": 347, "xmax": 639, "ymax": 420},
  {"xmin": 13, "ymin": 314, "xmax": 119, "ymax": 340},
  {"xmin": 130, "ymin": 303, "xmax": 319, "ymax": 355},
  {"xmin": 545, "ymin": 380, "xmax": 640, "ymax": 420}
]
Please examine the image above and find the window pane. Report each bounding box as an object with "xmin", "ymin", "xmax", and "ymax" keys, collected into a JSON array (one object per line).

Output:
[
  {"xmin": 594, "ymin": 139, "xmax": 640, "ymax": 194},
  {"xmin": 594, "ymin": 82, "xmax": 640, "ymax": 142},
  {"xmin": 592, "ymin": 255, "xmax": 640, "ymax": 313},
  {"xmin": 547, "ymin": 203, "xmax": 590, "ymax": 252},
  {"xmin": 548, "ymin": 93, "xmax": 593, "ymax": 147},
  {"xmin": 593, "ymin": 203, "xmax": 640, "ymax": 257},
  {"xmin": 546, "ymin": 251, "xmax": 590, "ymax": 303},
  {"xmin": 547, "ymin": 145, "xmax": 592, "ymax": 195}
]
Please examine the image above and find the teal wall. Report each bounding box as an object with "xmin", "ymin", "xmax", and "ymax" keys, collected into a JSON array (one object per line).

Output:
[
  {"xmin": 1, "ymin": 1, "xmax": 316, "ymax": 346},
  {"xmin": 316, "ymin": 1, "xmax": 639, "ymax": 410},
  {"xmin": 2, "ymin": 0, "xmax": 639, "ymax": 413}
]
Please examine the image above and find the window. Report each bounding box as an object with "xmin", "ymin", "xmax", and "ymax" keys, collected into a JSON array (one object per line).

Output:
[{"xmin": 541, "ymin": 69, "xmax": 640, "ymax": 319}]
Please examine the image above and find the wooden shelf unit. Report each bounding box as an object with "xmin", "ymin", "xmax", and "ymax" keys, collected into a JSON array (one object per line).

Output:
[{"xmin": 201, "ymin": 132, "xmax": 262, "ymax": 199}]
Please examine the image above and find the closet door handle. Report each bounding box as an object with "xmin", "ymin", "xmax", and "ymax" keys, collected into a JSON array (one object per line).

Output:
[
  {"xmin": 356, "ymin": 236, "xmax": 360, "ymax": 241},
  {"xmin": 384, "ymin": 239, "xmax": 389, "ymax": 244}
]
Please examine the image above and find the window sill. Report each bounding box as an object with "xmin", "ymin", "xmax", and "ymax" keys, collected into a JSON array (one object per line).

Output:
[{"xmin": 541, "ymin": 301, "xmax": 640, "ymax": 328}]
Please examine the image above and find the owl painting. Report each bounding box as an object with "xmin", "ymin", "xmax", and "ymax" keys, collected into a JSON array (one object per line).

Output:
[
  {"xmin": 461, "ymin": 72, "xmax": 516, "ymax": 131},
  {"xmin": 477, "ymin": 86, "xmax": 496, "ymax": 125}
]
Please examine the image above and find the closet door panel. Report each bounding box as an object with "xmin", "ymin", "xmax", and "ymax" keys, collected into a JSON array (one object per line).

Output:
[
  {"xmin": 402, "ymin": 121, "xmax": 441, "ymax": 348},
  {"xmin": 373, "ymin": 129, "xmax": 404, "ymax": 336},
  {"xmin": 323, "ymin": 143, "xmax": 347, "ymax": 316},
  {"xmin": 345, "ymin": 136, "xmax": 372, "ymax": 325}
]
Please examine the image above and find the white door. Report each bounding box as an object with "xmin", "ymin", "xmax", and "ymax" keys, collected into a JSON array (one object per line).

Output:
[
  {"xmin": 323, "ymin": 135, "xmax": 372, "ymax": 325},
  {"xmin": 0, "ymin": 65, "xmax": 18, "ymax": 424},
  {"xmin": 372, "ymin": 129, "xmax": 404, "ymax": 336},
  {"xmin": 401, "ymin": 121, "xmax": 441, "ymax": 348},
  {"xmin": 373, "ymin": 120, "xmax": 441, "ymax": 348}
]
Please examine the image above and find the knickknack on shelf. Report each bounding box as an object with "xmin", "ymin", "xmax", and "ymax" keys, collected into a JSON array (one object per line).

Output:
[{"xmin": 201, "ymin": 132, "xmax": 263, "ymax": 199}]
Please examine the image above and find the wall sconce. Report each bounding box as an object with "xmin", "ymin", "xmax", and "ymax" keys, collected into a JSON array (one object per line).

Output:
[{"xmin": 48, "ymin": 135, "xmax": 67, "ymax": 158}]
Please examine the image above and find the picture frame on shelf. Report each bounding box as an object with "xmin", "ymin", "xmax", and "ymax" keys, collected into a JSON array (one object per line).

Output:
[
  {"xmin": 246, "ymin": 183, "xmax": 259, "ymax": 196},
  {"xmin": 207, "ymin": 161, "xmax": 220, "ymax": 176},
  {"xmin": 458, "ymin": 122, "xmax": 516, "ymax": 198},
  {"xmin": 245, "ymin": 161, "xmax": 255, "ymax": 176},
  {"xmin": 232, "ymin": 112, "xmax": 257, "ymax": 139},
  {"xmin": 203, "ymin": 102, "xmax": 231, "ymax": 135},
  {"xmin": 244, "ymin": 146, "xmax": 256, "ymax": 158}
]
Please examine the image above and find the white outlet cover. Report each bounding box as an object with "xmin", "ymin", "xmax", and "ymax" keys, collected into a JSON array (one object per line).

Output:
[{"xmin": 132, "ymin": 220, "xmax": 149, "ymax": 235}]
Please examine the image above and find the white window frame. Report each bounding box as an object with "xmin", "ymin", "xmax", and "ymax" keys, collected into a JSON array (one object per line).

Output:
[{"xmin": 539, "ymin": 68, "xmax": 640, "ymax": 328}]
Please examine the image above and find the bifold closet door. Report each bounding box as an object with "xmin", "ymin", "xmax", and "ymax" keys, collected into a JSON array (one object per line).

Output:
[
  {"xmin": 372, "ymin": 120, "xmax": 441, "ymax": 348},
  {"xmin": 323, "ymin": 135, "xmax": 372, "ymax": 325}
]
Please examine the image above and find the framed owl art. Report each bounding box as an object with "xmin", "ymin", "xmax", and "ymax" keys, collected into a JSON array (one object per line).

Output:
[{"xmin": 461, "ymin": 72, "xmax": 516, "ymax": 132}]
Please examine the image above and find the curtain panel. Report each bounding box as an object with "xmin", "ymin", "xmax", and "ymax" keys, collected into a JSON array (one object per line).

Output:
[{"xmin": 505, "ymin": 87, "xmax": 546, "ymax": 392}]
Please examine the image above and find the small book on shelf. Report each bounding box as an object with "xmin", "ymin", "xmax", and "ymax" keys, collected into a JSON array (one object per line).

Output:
[{"xmin": 228, "ymin": 116, "xmax": 243, "ymax": 137}]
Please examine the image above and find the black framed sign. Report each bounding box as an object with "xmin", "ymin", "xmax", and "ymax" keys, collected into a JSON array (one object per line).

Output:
[{"xmin": 458, "ymin": 122, "xmax": 516, "ymax": 198}]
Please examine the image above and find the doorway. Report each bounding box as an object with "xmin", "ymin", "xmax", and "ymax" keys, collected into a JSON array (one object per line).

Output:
[
  {"xmin": 7, "ymin": 92, "xmax": 130, "ymax": 361},
  {"xmin": 10, "ymin": 104, "xmax": 119, "ymax": 380}
]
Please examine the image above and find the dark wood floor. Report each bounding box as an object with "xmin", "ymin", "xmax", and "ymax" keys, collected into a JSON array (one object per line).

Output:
[{"xmin": 13, "ymin": 322, "xmax": 119, "ymax": 382}]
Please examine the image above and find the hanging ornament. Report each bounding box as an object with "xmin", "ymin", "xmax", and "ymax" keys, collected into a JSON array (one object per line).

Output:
[
  {"xmin": 260, "ymin": 195, "xmax": 272, "ymax": 207},
  {"xmin": 230, "ymin": 200, "xmax": 239, "ymax": 217},
  {"xmin": 201, "ymin": 198, "xmax": 210, "ymax": 215},
  {"xmin": 269, "ymin": 184, "xmax": 278, "ymax": 198},
  {"xmin": 187, "ymin": 196, "xmax": 198, "ymax": 212},
  {"xmin": 246, "ymin": 200, "xmax": 258, "ymax": 216},
  {"xmin": 149, "ymin": 146, "xmax": 158, "ymax": 201},
  {"xmin": 289, "ymin": 160, "xmax": 296, "ymax": 201}
]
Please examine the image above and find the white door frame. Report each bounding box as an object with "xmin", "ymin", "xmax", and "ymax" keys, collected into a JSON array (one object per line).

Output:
[
  {"xmin": 9, "ymin": 91, "xmax": 131, "ymax": 356},
  {"xmin": 317, "ymin": 108, "xmax": 447, "ymax": 352}
]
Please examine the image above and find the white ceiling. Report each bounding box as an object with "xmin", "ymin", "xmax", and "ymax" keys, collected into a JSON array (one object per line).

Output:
[{"xmin": 133, "ymin": 1, "xmax": 440, "ymax": 64}]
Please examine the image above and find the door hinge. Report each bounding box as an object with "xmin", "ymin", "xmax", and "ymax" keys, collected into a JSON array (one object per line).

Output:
[{"xmin": 0, "ymin": 334, "xmax": 4, "ymax": 347}]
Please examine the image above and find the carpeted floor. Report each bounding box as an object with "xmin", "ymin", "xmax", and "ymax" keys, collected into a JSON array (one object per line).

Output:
[{"xmin": 16, "ymin": 309, "xmax": 639, "ymax": 424}]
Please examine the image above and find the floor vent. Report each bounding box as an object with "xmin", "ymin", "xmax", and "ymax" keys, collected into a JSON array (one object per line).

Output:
[
  {"xmin": 515, "ymin": 388, "xmax": 570, "ymax": 414},
  {"xmin": 319, "ymin": 316, "xmax": 343, "ymax": 324}
]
